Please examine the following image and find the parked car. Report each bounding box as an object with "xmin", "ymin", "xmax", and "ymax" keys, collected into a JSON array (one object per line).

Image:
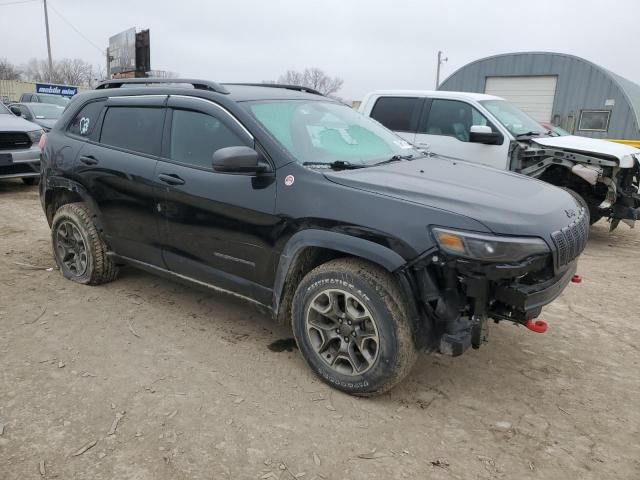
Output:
[
  {"xmin": 540, "ymin": 121, "xmax": 571, "ymax": 137},
  {"xmin": 19, "ymin": 93, "xmax": 70, "ymax": 107},
  {"xmin": 0, "ymin": 102, "xmax": 43, "ymax": 184},
  {"xmin": 40, "ymin": 79, "xmax": 586, "ymax": 395},
  {"xmin": 360, "ymin": 91, "xmax": 640, "ymax": 229},
  {"xmin": 9, "ymin": 102, "xmax": 65, "ymax": 131}
]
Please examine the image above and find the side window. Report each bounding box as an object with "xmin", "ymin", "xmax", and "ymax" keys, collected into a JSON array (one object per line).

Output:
[
  {"xmin": 369, "ymin": 97, "xmax": 420, "ymax": 132},
  {"xmin": 169, "ymin": 109, "xmax": 246, "ymax": 169},
  {"xmin": 22, "ymin": 94, "xmax": 32, "ymax": 102},
  {"xmin": 423, "ymin": 99, "xmax": 494, "ymax": 142},
  {"xmin": 100, "ymin": 107, "xmax": 164, "ymax": 155},
  {"xmin": 68, "ymin": 100, "xmax": 105, "ymax": 137}
]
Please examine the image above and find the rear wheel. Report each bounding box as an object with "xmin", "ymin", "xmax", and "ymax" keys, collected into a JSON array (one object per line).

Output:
[
  {"xmin": 51, "ymin": 203, "xmax": 118, "ymax": 285},
  {"xmin": 292, "ymin": 258, "xmax": 417, "ymax": 396}
]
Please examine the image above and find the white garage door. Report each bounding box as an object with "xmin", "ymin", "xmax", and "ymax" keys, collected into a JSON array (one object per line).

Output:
[{"xmin": 485, "ymin": 76, "xmax": 557, "ymax": 122}]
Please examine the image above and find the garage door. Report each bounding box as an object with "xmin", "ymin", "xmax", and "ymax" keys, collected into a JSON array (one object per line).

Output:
[{"xmin": 484, "ymin": 76, "xmax": 557, "ymax": 122}]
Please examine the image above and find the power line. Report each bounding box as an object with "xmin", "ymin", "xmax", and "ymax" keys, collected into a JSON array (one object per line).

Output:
[{"xmin": 47, "ymin": 0, "xmax": 105, "ymax": 55}]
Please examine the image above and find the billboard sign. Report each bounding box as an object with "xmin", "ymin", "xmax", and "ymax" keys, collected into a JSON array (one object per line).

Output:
[
  {"xmin": 35, "ymin": 83, "xmax": 78, "ymax": 97},
  {"xmin": 108, "ymin": 27, "xmax": 136, "ymax": 75}
]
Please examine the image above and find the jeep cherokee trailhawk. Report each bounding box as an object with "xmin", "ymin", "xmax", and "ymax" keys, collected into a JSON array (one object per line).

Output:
[{"xmin": 40, "ymin": 79, "xmax": 586, "ymax": 395}]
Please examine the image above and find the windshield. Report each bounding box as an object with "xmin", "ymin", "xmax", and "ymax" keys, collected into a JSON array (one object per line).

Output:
[
  {"xmin": 30, "ymin": 103, "xmax": 64, "ymax": 119},
  {"xmin": 480, "ymin": 100, "xmax": 547, "ymax": 137},
  {"xmin": 40, "ymin": 95, "xmax": 71, "ymax": 107},
  {"xmin": 247, "ymin": 100, "xmax": 422, "ymax": 166},
  {"xmin": 0, "ymin": 104, "xmax": 9, "ymax": 114}
]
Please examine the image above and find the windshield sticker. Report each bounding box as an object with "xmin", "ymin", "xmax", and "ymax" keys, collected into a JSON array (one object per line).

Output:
[
  {"xmin": 284, "ymin": 175, "xmax": 295, "ymax": 187},
  {"xmin": 79, "ymin": 117, "xmax": 90, "ymax": 135},
  {"xmin": 393, "ymin": 140, "xmax": 413, "ymax": 149}
]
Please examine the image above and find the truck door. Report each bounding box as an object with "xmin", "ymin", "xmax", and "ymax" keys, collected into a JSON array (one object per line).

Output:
[{"xmin": 415, "ymin": 99, "xmax": 509, "ymax": 170}]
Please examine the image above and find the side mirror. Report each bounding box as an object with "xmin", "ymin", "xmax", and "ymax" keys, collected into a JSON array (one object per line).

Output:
[
  {"xmin": 10, "ymin": 107, "xmax": 22, "ymax": 117},
  {"xmin": 470, "ymin": 125, "xmax": 501, "ymax": 145},
  {"xmin": 212, "ymin": 146, "xmax": 270, "ymax": 174}
]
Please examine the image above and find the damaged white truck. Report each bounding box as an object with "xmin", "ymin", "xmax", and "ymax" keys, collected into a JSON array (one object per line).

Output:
[{"xmin": 360, "ymin": 91, "xmax": 640, "ymax": 229}]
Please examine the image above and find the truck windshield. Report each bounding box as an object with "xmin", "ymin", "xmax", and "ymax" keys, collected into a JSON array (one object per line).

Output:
[
  {"xmin": 480, "ymin": 100, "xmax": 547, "ymax": 137},
  {"xmin": 247, "ymin": 100, "xmax": 421, "ymax": 166},
  {"xmin": 0, "ymin": 104, "xmax": 9, "ymax": 114}
]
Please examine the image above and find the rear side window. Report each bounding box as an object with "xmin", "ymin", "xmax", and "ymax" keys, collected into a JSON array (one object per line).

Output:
[
  {"xmin": 69, "ymin": 100, "xmax": 105, "ymax": 137},
  {"xmin": 100, "ymin": 107, "xmax": 164, "ymax": 155},
  {"xmin": 370, "ymin": 97, "xmax": 420, "ymax": 132},
  {"xmin": 169, "ymin": 109, "xmax": 247, "ymax": 169}
]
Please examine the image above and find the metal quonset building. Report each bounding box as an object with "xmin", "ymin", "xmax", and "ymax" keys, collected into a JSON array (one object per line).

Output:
[{"xmin": 439, "ymin": 52, "xmax": 640, "ymax": 142}]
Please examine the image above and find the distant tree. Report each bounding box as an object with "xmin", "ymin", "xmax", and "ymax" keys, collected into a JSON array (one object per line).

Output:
[
  {"xmin": 277, "ymin": 68, "xmax": 344, "ymax": 96},
  {"xmin": 22, "ymin": 58, "xmax": 96, "ymax": 86},
  {"xmin": 0, "ymin": 58, "xmax": 21, "ymax": 80}
]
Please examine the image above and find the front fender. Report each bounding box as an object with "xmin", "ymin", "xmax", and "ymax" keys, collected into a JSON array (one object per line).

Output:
[{"xmin": 272, "ymin": 229, "xmax": 407, "ymax": 314}]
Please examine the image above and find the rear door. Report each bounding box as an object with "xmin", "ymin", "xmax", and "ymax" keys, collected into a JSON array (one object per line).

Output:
[
  {"xmin": 156, "ymin": 96, "xmax": 278, "ymax": 305},
  {"xmin": 74, "ymin": 95, "xmax": 167, "ymax": 265},
  {"xmin": 414, "ymin": 98, "xmax": 510, "ymax": 169},
  {"xmin": 367, "ymin": 96, "xmax": 423, "ymax": 144}
]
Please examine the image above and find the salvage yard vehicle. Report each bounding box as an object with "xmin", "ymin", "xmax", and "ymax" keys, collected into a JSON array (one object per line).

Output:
[
  {"xmin": 40, "ymin": 79, "xmax": 586, "ymax": 395},
  {"xmin": 9, "ymin": 102, "xmax": 65, "ymax": 131},
  {"xmin": 360, "ymin": 91, "xmax": 640, "ymax": 229},
  {"xmin": 0, "ymin": 102, "xmax": 43, "ymax": 185}
]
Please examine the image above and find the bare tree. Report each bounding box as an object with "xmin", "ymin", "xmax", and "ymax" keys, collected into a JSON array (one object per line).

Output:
[
  {"xmin": 0, "ymin": 58, "xmax": 22, "ymax": 80},
  {"xmin": 277, "ymin": 68, "xmax": 344, "ymax": 96},
  {"xmin": 22, "ymin": 58, "xmax": 96, "ymax": 86}
]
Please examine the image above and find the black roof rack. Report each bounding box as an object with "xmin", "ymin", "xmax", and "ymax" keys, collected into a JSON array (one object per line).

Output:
[
  {"xmin": 95, "ymin": 78, "xmax": 229, "ymax": 94},
  {"xmin": 222, "ymin": 83, "xmax": 324, "ymax": 96}
]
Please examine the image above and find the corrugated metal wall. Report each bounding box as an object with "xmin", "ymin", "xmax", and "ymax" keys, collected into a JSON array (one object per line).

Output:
[{"xmin": 439, "ymin": 52, "xmax": 640, "ymax": 140}]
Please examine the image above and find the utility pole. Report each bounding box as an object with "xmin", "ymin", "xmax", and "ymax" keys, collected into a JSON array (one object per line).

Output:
[
  {"xmin": 436, "ymin": 50, "xmax": 448, "ymax": 89},
  {"xmin": 42, "ymin": 0, "xmax": 53, "ymax": 81}
]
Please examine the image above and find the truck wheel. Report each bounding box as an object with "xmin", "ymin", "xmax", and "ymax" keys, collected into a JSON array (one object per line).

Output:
[
  {"xmin": 51, "ymin": 203, "xmax": 118, "ymax": 285},
  {"xmin": 292, "ymin": 258, "xmax": 417, "ymax": 396}
]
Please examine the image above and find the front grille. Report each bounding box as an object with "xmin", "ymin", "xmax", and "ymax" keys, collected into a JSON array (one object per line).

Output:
[
  {"xmin": 551, "ymin": 207, "xmax": 589, "ymax": 268},
  {"xmin": 0, "ymin": 132, "xmax": 32, "ymax": 150}
]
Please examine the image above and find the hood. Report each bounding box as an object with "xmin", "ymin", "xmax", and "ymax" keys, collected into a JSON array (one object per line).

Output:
[
  {"xmin": 0, "ymin": 114, "xmax": 42, "ymax": 132},
  {"xmin": 324, "ymin": 156, "xmax": 579, "ymax": 237},
  {"xmin": 32, "ymin": 118, "xmax": 58, "ymax": 130},
  {"xmin": 533, "ymin": 135, "xmax": 640, "ymax": 161}
]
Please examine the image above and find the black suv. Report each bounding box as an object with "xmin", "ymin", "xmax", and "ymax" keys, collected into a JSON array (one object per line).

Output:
[{"xmin": 40, "ymin": 79, "xmax": 587, "ymax": 395}]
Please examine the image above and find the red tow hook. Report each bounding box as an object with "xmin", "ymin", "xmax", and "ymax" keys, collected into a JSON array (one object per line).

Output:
[
  {"xmin": 571, "ymin": 274, "xmax": 582, "ymax": 284},
  {"xmin": 525, "ymin": 319, "xmax": 548, "ymax": 333}
]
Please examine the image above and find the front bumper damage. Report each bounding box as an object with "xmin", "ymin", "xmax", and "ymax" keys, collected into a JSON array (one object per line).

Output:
[{"xmin": 407, "ymin": 251, "xmax": 580, "ymax": 357}]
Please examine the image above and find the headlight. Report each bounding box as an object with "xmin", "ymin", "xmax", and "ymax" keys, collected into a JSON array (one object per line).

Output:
[
  {"xmin": 27, "ymin": 129, "xmax": 44, "ymax": 145},
  {"xmin": 432, "ymin": 228, "xmax": 550, "ymax": 262}
]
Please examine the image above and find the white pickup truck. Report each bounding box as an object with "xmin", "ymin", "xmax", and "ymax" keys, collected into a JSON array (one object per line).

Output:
[{"xmin": 359, "ymin": 90, "xmax": 640, "ymax": 229}]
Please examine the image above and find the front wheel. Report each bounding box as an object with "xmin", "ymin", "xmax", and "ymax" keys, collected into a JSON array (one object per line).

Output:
[{"xmin": 292, "ymin": 258, "xmax": 417, "ymax": 396}]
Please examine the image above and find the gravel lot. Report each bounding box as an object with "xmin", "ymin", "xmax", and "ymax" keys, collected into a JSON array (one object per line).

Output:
[{"xmin": 1, "ymin": 180, "xmax": 639, "ymax": 480}]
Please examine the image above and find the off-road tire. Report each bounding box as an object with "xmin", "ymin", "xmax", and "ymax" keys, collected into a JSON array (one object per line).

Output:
[
  {"xmin": 51, "ymin": 202, "xmax": 119, "ymax": 285},
  {"xmin": 292, "ymin": 258, "xmax": 417, "ymax": 396}
]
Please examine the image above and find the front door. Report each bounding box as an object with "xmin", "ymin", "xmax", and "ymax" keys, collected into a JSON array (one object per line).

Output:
[
  {"xmin": 156, "ymin": 96, "xmax": 278, "ymax": 305},
  {"xmin": 415, "ymin": 98, "xmax": 509, "ymax": 170}
]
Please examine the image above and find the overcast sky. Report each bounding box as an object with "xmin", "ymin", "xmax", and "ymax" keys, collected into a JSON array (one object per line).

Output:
[{"xmin": 1, "ymin": 0, "xmax": 639, "ymax": 101}]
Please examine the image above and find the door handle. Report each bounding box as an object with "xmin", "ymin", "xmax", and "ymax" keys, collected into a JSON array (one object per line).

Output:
[
  {"xmin": 79, "ymin": 155, "xmax": 98, "ymax": 165},
  {"xmin": 158, "ymin": 173, "xmax": 185, "ymax": 186}
]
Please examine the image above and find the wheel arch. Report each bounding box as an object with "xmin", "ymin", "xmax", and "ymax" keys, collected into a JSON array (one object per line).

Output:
[
  {"xmin": 44, "ymin": 177, "xmax": 104, "ymax": 232},
  {"xmin": 272, "ymin": 229, "xmax": 409, "ymax": 325}
]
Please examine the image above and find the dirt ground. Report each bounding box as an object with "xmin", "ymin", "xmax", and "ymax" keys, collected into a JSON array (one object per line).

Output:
[{"xmin": 1, "ymin": 180, "xmax": 639, "ymax": 480}]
